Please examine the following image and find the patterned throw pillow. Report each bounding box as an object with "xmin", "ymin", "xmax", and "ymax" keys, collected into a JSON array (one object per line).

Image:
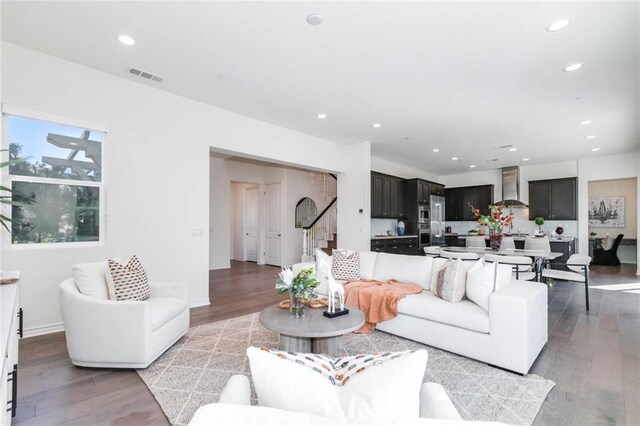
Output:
[
  {"xmin": 434, "ymin": 259, "xmax": 467, "ymax": 303},
  {"xmin": 331, "ymin": 250, "xmax": 360, "ymax": 280},
  {"xmin": 106, "ymin": 255, "xmax": 150, "ymax": 301},
  {"xmin": 258, "ymin": 348, "xmax": 416, "ymax": 386}
]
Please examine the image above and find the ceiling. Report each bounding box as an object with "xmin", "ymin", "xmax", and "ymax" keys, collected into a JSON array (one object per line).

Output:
[{"xmin": 2, "ymin": 1, "xmax": 639, "ymax": 175}]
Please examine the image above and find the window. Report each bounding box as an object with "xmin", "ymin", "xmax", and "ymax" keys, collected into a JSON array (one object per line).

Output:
[{"xmin": 5, "ymin": 114, "xmax": 105, "ymax": 245}]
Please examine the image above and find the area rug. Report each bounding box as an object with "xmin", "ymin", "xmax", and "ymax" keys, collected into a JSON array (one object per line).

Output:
[{"xmin": 137, "ymin": 312, "xmax": 554, "ymax": 425}]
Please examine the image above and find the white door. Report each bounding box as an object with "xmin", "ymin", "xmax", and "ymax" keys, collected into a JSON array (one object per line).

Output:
[
  {"xmin": 265, "ymin": 182, "xmax": 283, "ymax": 266},
  {"xmin": 244, "ymin": 186, "xmax": 260, "ymax": 262}
]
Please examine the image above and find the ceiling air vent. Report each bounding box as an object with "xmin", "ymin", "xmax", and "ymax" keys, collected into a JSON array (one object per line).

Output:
[{"xmin": 129, "ymin": 67, "xmax": 164, "ymax": 83}]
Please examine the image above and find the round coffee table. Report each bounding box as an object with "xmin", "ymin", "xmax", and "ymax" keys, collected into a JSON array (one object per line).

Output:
[{"xmin": 259, "ymin": 304, "xmax": 365, "ymax": 357}]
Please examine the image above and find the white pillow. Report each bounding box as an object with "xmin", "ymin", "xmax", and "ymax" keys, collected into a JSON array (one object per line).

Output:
[
  {"xmin": 247, "ymin": 347, "xmax": 428, "ymax": 419},
  {"xmin": 72, "ymin": 258, "xmax": 121, "ymax": 300},
  {"xmin": 429, "ymin": 258, "xmax": 450, "ymax": 292},
  {"xmin": 433, "ymin": 259, "xmax": 468, "ymax": 303},
  {"xmin": 466, "ymin": 261, "xmax": 511, "ymax": 311}
]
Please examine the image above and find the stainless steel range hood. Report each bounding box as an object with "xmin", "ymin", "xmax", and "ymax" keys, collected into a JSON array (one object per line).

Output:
[{"xmin": 492, "ymin": 166, "xmax": 529, "ymax": 208}]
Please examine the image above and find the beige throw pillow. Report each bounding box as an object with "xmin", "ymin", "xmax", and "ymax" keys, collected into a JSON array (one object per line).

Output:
[
  {"xmin": 434, "ymin": 259, "xmax": 468, "ymax": 303},
  {"xmin": 106, "ymin": 255, "xmax": 151, "ymax": 301},
  {"xmin": 429, "ymin": 257, "xmax": 450, "ymax": 292},
  {"xmin": 331, "ymin": 250, "xmax": 360, "ymax": 280}
]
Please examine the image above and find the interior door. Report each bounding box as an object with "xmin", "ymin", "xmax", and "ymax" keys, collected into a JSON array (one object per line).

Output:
[
  {"xmin": 265, "ymin": 182, "xmax": 283, "ymax": 266},
  {"xmin": 244, "ymin": 186, "xmax": 260, "ymax": 262}
]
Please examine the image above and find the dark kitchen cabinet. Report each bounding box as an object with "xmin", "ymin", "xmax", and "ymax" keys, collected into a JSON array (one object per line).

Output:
[
  {"xmin": 445, "ymin": 185, "xmax": 494, "ymax": 221},
  {"xmin": 528, "ymin": 177, "xmax": 577, "ymax": 220},
  {"xmin": 371, "ymin": 172, "xmax": 406, "ymax": 219},
  {"xmin": 371, "ymin": 238, "xmax": 419, "ymax": 255}
]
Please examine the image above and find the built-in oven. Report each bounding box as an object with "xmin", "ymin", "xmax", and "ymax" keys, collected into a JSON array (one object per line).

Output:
[
  {"xmin": 418, "ymin": 205, "xmax": 430, "ymax": 223},
  {"xmin": 418, "ymin": 223, "xmax": 430, "ymax": 247}
]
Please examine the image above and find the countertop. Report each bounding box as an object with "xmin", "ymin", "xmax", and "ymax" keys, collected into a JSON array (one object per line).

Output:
[{"xmin": 371, "ymin": 235, "xmax": 418, "ymax": 240}]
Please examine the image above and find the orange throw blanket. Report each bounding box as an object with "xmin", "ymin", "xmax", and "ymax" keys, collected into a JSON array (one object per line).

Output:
[{"xmin": 344, "ymin": 279, "xmax": 423, "ymax": 333}]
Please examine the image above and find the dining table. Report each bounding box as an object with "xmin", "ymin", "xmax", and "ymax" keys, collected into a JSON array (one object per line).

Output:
[{"xmin": 442, "ymin": 246, "xmax": 563, "ymax": 282}]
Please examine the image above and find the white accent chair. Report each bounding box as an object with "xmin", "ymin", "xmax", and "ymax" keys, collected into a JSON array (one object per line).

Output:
[
  {"xmin": 485, "ymin": 253, "xmax": 536, "ymax": 281},
  {"xmin": 190, "ymin": 375, "xmax": 463, "ymax": 425},
  {"xmin": 542, "ymin": 254, "xmax": 592, "ymax": 311},
  {"xmin": 60, "ymin": 278, "xmax": 190, "ymax": 368},
  {"xmin": 465, "ymin": 236, "xmax": 486, "ymax": 248},
  {"xmin": 439, "ymin": 250, "xmax": 479, "ymax": 261}
]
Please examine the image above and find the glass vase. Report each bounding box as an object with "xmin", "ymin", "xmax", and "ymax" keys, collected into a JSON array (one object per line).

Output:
[
  {"xmin": 489, "ymin": 230, "xmax": 502, "ymax": 251},
  {"xmin": 289, "ymin": 294, "xmax": 305, "ymax": 318}
]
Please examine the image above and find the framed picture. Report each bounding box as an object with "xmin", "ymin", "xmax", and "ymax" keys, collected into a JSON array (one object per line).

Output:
[{"xmin": 588, "ymin": 196, "xmax": 625, "ymax": 227}]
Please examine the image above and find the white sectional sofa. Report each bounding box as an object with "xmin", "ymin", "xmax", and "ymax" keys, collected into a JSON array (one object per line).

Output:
[{"xmin": 293, "ymin": 250, "xmax": 548, "ymax": 374}]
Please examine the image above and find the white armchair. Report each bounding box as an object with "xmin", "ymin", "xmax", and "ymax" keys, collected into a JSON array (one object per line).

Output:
[{"xmin": 60, "ymin": 278, "xmax": 189, "ymax": 368}]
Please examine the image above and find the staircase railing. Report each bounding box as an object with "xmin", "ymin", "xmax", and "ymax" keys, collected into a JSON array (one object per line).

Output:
[{"xmin": 302, "ymin": 197, "xmax": 337, "ymax": 262}]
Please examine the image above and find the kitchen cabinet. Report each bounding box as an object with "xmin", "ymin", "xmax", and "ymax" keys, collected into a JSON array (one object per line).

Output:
[
  {"xmin": 371, "ymin": 172, "xmax": 406, "ymax": 219},
  {"xmin": 445, "ymin": 185, "xmax": 494, "ymax": 221},
  {"xmin": 406, "ymin": 179, "xmax": 445, "ymax": 206},
  {"xmin": 371, "ymin": 238, "xmax": 419, "ymax": 255},
  {"xmin": 528, "ymin": 177, "xmax": 577, "ymax": 220}
]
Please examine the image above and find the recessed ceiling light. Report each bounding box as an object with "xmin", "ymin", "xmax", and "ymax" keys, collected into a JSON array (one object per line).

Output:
[
  {"xmin": 451, "ymin": 157, "xmax": 459, "ymax": 161},
  {"xmin": 586, "ymin": 135, "xmax": 596, "ymax": 140},
  {"xmin": 432, "ymin": 148, "xmax": 439, "ymax": 153},
  {"xmin": 306, "ymin": 14, "xmax": 323, "ymax": 25},
  {"xmin": 469, "ymin": 165, "xmax": 476, "ymax": 168},
  {"xmin": 118, "ymin": 34, "xmax": 135, "ymax": 46},
  {"xmin": 546, "ymin": 19, "xmax": 571, "ymax": 32},
  {"xmin": 591, "ymin": 147, "xmax": 600, "ymax": 152},
  {"xmin": 522, "ymin": 158, "xmax": 530, "ymax": 162},
  {"xmin": 563, "ymin": 63, "xmax": 584, "ymax": 72},
  {"xmin": 317, "ymin": 113, "xmax": 327, "ymax": 119},
  {"xmin": 509, "ymin": 147, "xmax": 517, "ymax": 152},
  {"xmin": 372, "ymin": 123, "xmax": 382, "ymax": 128},
  {"xmin": 580, "ymin": 120, "xmax": 592, "ymax": 125}
]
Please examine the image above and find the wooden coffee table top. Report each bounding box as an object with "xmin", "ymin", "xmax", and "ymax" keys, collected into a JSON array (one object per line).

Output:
[{"xmin": 259, "ymin": 304, "xmax": 365, "ymax": 338}]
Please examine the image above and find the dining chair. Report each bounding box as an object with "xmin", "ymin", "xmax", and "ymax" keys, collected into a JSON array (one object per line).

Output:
[
  {"xmin": 500, "ymin": 237, "xmax": 516, "ymax": 250},
  {"xmin": 541, "ymin": 254, "xmax": 592, "ymax": 311},
  {"xmin": 484, "ymin": 253, "xmax": 536, "ymax": 281},
  {"xmin": 439, "ymin": 250, "xmax": 479, "ymax": 261},
  {"xmin": 592, "ymin": 234, "xmax": 624, "ymax": 266},
  {"xmin": 423, "ymin": 246, "xmax": 442, "ymax": 257},
  {"xmin": 465, "ymin": 236, "xmax": 486, "ymax": 248},
  {"xmin": 524, "ymin": 237, "xmax": 551, "ymax": 280}
]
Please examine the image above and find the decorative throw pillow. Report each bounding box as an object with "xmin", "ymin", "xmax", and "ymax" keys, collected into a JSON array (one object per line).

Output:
[
  {"xmin": 465, "ymin": 260, "xmax": 511, "ymax": 311},
  {"xmin": 106, "ymin": 255, "xmax": 150, "ymax": 301},
  {"xmin": 247, "ymin": 346, "xmax": 428, "ymax": 419},
  {"xmin": 429, "ymin": 257, "xmax": 450, "ymax": 292},
  {"xmin": 72, "ymin": 258, "xmax": 122, "ymax": 300},
  {"xmin": 331, "ymin": 250, "xmax": 360, "ymax": 280},
  {"xmin": 434, "ymin": 259, "xmax": 468, "ymax": 303}
]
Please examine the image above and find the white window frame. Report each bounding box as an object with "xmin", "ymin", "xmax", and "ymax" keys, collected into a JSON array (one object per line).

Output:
[{"xmin": 2, "ymin": 105, "xmax": 107, "ymax": 249}]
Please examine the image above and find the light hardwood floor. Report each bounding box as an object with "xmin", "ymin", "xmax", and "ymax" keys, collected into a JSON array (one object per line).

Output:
[{"xmin": 13, "ymin": 260, "xmax": 640, "ymax": 425}]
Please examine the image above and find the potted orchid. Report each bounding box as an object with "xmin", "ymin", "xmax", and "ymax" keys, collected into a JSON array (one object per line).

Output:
[
  {"xmin": 276, "ymin": 267, "xmax": 319, "ymax": 317},
  {"xmin": 469, "ymin": 204, "xmax": 514, "ymax": 250}
]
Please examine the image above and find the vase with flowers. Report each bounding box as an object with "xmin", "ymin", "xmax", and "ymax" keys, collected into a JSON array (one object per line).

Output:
[
  {"xmin": 275, "ymin": 267, "xmax": 320, "ymax": 318},
  {"xmin": 470, "ymin": 204, "xmax": 514, "ymax": 250}
]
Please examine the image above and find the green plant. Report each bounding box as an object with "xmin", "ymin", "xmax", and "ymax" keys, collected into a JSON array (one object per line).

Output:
[
  {"xmin": 276, "ymin": 267, "xmax": 320, "ymax": 300},
  {"xmin": 534, "ymin": 217, "xmax": 545, "ymax": 227},
  {"xmin": 0, "ymin": 149, "xmax": 34, "ymax": 233}
]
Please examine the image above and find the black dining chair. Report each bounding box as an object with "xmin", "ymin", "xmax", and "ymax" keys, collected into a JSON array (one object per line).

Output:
[{"xmin": 592, "ymin": 234, "xmax": 624, "ymax": 266}]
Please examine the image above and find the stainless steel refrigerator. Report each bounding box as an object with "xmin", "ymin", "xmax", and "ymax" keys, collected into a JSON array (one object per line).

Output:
[{"xmin": 430, "ymin": 195, "xmax": 446, "ymax": 246}]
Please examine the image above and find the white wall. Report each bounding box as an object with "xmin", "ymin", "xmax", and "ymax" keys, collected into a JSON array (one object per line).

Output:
[
  {"xmin": 577, "ymin": 153, "xmax": 640, "ymax": 262},
  {"xmin": 371, "ymin": 156, "xmax": 440, "ymax": 182},
  {"xmin": 3, "ymin": 42, "xmax": 369, "ymax": 335},
  {"xmin": 338, "ymin": 143, "xmax": 371, "ymax": 251}
]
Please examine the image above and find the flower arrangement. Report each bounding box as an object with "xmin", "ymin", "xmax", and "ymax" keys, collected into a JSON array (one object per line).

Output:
[
  {"xmin": 276, "ymin": 267, "xmax": 320, "ymax": 317},
  {"xmin": 469, "ymin": 204, "xmax": 514, "ymax": 235}
]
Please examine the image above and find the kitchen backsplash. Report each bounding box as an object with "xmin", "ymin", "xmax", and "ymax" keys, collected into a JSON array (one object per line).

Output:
[
  {"xmin": 371, "ymin": 218, "xmax": 399, "ymax": 236},
  {"xmin": 446, "ymin": 209, "xmax": 578, "ymax": 237}
]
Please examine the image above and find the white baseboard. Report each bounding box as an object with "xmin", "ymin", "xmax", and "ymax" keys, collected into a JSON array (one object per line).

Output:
[
  {"xmin": 189, "ymin": 298, "xmax": 211, "ymax": 308},
  {"xmin": 24, "ymin": 322, "xmax": 64, "ymax": 338},
  {"xmin": 210, "ymin": 264, "xmax": 231, "ymax": 270}
]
